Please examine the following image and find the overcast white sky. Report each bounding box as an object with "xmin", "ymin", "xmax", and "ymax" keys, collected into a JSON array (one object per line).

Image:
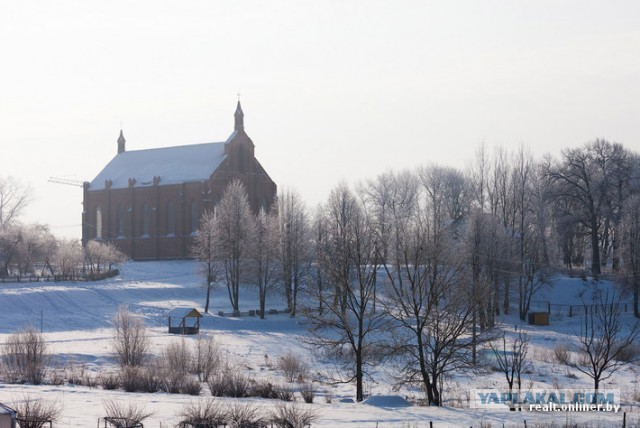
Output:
[{"xmin": 1, "ymin": 0, "xmax": 639, "ymax": 238}]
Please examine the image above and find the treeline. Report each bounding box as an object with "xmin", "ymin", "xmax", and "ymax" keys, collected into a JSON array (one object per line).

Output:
[
  {"xmin": 194, "ymin": 139, "xmax": 640, "ymax": 404},
  {"xmin": 0, "ymin": 176, "xmax": 125, "ymax": 278},
  {"xmin": 196, "ymin": 139, "xmax": 640, "ymax": 320},
  {"xmin": 0, "ymin": 225, "xmax": 125, "ymax": 279}
]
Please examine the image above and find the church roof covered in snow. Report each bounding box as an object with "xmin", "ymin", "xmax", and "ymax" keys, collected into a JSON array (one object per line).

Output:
[{"xmin": 89, "ymin": 141, "xmax": 228, "ymax": 190}]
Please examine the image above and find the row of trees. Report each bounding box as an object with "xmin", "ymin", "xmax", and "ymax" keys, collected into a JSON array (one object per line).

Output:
[
  {"xmin": 194, "ymin": 139, "xmax": 640, "ymax": 404},
  {"xmin": 0, "ymin": 175, "xmax": 125, "ymax": 278}
]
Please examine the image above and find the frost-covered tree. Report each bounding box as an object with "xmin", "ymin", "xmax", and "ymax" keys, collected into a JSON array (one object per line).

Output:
[
  {"xmin": 51, "ymin": 238, "xmax": 84, "ymax": 278},
  {"xmin": 0, "ymin": 175, "xmax": 30, "ymax": 229},
  {"xmin": 193, "ymin": 210, "xmax": 220, "ymax": 313},
  {"xmin": 215, "ymin": 180, "xmax": 255, "ymax": 313},
  {"xmin": 84, "ymin": 241, "xmax": 126, "ymax": 275},
  {"xmin": 277, "ymin": 188, "xmax": 311, "ymax": 317}
]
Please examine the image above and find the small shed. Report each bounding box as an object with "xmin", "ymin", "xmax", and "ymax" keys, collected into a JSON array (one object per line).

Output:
[
  {"xmin": 165, "ymin": 308, "xmax": 203, "ymax": 335},
  {"xmin": 0, "ymin": 404, "xmax": 16, "ymax": 428}
]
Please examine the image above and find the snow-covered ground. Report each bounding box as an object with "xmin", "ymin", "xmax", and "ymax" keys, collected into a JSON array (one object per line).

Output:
[{"xmin": 0, "ymin": 261, "xmax": 639, "ymax": 427}]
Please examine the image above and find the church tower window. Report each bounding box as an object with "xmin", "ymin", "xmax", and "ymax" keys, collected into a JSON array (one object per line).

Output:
[
  {"xmin": 95, "ymin": 206, "xmax": 103, "ymax": 239},
  {"xmin": 116, "ymin": 204, "xmax": 125, "ymax": 237},
  {"xmin": 141, "ymin": 203, "xmax": 149, "ymax": 237},
  {"xmin": 191, "ymin": 200, "xmax": 199, "ymax": 234},
  {"xmin": 166, "ymin": 200, "xmax": 175, "ymax": 235}
]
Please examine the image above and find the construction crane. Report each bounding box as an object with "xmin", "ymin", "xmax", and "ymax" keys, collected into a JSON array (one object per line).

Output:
[{"xmin": 48, "ymin": 177, "xmax": 85, "ymax": 187}]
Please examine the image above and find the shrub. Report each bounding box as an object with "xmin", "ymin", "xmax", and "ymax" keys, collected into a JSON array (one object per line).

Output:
[
  {"xmin": 554, "ymin": 344, "xmax": 571, "ymax": 365},
  {"xmin": 250, "ymin": 379, "xmax": 280, "ymax": 399},
  {"xmin": 276, "ymin": 385, "xmax": 296, "ymax": 402},
  {"xmin": 270, "ymin": 403, "xmax": 317, "ymax": 428},
  {"xmin": 163, "ymin": 339, "xmax": 191, "ymax": 375},
  {"xmin": 100, "ymin": 371, "xmax": 120, "ymax": 390},
  {"xmin": 224, "ymin": 403, "xmax": 263, "ymax": 428},
  {"xmin": 179, "ymin": 399, "xmax": 226, "ymax": 427},
  {"xmin": 277, "ymin": 352, "xmax": 308, "ymax": 383},
  {"xmin": 299, "ymin": 382, "xmax": 315, "ymax": 403},
  {"xmin": 192, "ymin": 335, "xmax": 221, "ymax": 382},
  {"xmin": 614, "ymin": 341, "xmax": 640, "ymax": 363},
  {"xmin": 182, "ymin": 378, "xmax": 202, "ymax": 396},
  {"xmin": 324, "ymin": 389, "xmax": 333, "ymax": 404},
  {"xmin": 156, "ymin": 340, "xmax": 191, "ymax": 394},
  {"xmin": 208, "ymin": 369, "xmax": 251, "ymax": 398},
  {"xmin": 13, "ymin": 395, "xmax": 62, "ymax": 428},
  {"xmin": 119, "ymin": 365, "xmax": 160, "ymax": 394},
  {"xmin": 103, "ymin": 399, "xmax": 152, "ymax": 428},
  {"xmin": 112, "ymin": 306, "xmax": 149, "ymax": 368},
  {"xmin": 1, "ymin": 327, "xmax": 48, "ymax": 384},
  {"xmin": 65, "ymin": 360, "xmax": 89, "ymax": 386}
]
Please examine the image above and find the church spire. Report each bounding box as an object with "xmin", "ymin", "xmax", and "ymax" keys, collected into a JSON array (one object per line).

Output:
[
  {"xmin": 117, "ymin": 129, "xmax": 126, "ymax": 154},
  {"xmin": 234, "ymin": 101, "xmax": 244, "ymax": 131}
]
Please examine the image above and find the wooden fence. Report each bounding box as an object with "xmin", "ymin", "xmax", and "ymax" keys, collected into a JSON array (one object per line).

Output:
[{"xmin": 529, "ymin": 299, "xmax": 633, "ymax": 317}]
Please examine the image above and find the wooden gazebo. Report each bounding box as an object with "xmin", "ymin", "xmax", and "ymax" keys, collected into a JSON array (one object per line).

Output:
[{"xmin": 165, "ymin": 308, "xmax": 203, "ymax": 335}]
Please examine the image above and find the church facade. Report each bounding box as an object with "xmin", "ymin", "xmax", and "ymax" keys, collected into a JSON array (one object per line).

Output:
[{"xmin": 82, "ymin": 102, "xmax": 277, "ymax": 260}]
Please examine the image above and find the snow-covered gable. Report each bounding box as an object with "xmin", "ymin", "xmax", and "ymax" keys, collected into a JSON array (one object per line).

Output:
[
  {"xmin": 165, "ymin": 307, "xmax": 203, "ymax": 318},
  {"xmin": 89, "ymin": 141, "xmax": 228, "ymax": 190}
]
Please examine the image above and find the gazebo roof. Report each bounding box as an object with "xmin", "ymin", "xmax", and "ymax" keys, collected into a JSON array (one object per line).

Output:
[{"xmin": 164, "ymin": 307, "xmax": 203, "ymax": 318}]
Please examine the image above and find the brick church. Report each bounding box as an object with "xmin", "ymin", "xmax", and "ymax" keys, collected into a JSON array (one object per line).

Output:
[{"xmin": 82, "ymin": 102, "xmax": 277, "ymax": 260}]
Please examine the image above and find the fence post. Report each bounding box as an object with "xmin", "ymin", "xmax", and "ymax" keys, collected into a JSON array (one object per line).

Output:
[
  {"xmin": 569, "ymin": 306, "xmax": 573, "ymax": 317},
  {"xmin": 548, "ymin": 302, "xmax": 551, "ymax": 314}
]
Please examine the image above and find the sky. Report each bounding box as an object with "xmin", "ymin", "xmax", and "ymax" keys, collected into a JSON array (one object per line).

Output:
[{"xmin": 1, "ymin": 0, "xmax": 639, "ymax": 238}]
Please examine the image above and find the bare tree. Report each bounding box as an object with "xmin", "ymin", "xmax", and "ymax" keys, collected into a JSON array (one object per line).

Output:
[
  {"xmin": 251, "ymin": 208, "xmax": 280, "ymax": 318},
  {"xmin": 464, "ymin": 211, "xmax": 507, "ymax": 353},
  {"xmin": 310, "ymin": 206, "xmax": 327, "ymax": 315},
  {"xmin": 103, "ymin": 399, "xmax": 152, "ymax": 428},
  {"xmin": 277, "ymin": 188, "xmax": 311, "ymax": 317},
  {"xmin": 305, "ymin": 184, "xmax": 386, "ymax": 402},
  {"xmin": 546, "ymin": 140, "xmax": 634, "ymax": 276},
  {"xmin": 489, "ymin": 330, "xmax": 530, "ymax": 410},
  {"xmin": 13, "ymin": 395, "xmax": 61, "ymax": 428},
  {"xmin": 618, "ymin": 193, "xmax": 640, "ymax": 317},
  {"xmin": 379, "ymin": 168, "xmax": 473, "ymax": 406},
  {"xmin": 1, "ymin": 327, "xmax": 48, "ymax": 384},
  {"xmin": 0, "ymin": 225, "xmax": 22, "ymax": 277},
  {"xmin": 179, "ymin": 399, "xmax": 225, "ymax": 428},
  {"xmin": 192, "ymin": 210, "xmax": 220, "ymax": 313},
  {"xmin": 516, "ymin": 164, "xmax": 555, "ymax": 320},
  {"xmin": 112, "ymin": 306, "xmax": 149, "ymax": 368},
  {"xmin": 562, "ymin": 291, "xmax": 640, "ymax": 397},
  {"xmin": 192, "ymin": 335, "xmax": 220, "ymax": 382},
  {"xmin": 0, "ymin": 175, "xmax": 31, "ymax": 229}
]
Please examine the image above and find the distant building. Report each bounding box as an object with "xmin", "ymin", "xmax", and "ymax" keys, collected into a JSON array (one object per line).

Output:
[{"xmin": 82, "ymin": 102, "xmax": 277, "ymax": 260}]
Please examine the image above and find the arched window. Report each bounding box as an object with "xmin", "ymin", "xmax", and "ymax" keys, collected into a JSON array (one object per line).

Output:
[
  {"xmin": 166, "ymin": 200, "xmax": 175, "ymax": 236},
  {"xmin": 95, "ymin": 206, "xmax": 103, "ymax": 239},
  {"xmin": 116, "ymin": 204, "xmax": 125, "ymax": 237},
  {"xmin": 190, "ymin": 200, "xmax": 199, "ymax": 234},
  {"xmin": 141, "ymin": 203, "xmax": 149, "ymax": 237}
]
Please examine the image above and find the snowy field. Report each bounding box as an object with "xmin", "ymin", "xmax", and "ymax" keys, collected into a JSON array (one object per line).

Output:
[{"xmin": 1, "ymin": 261, "xmax": 640, "ymax": 427}]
